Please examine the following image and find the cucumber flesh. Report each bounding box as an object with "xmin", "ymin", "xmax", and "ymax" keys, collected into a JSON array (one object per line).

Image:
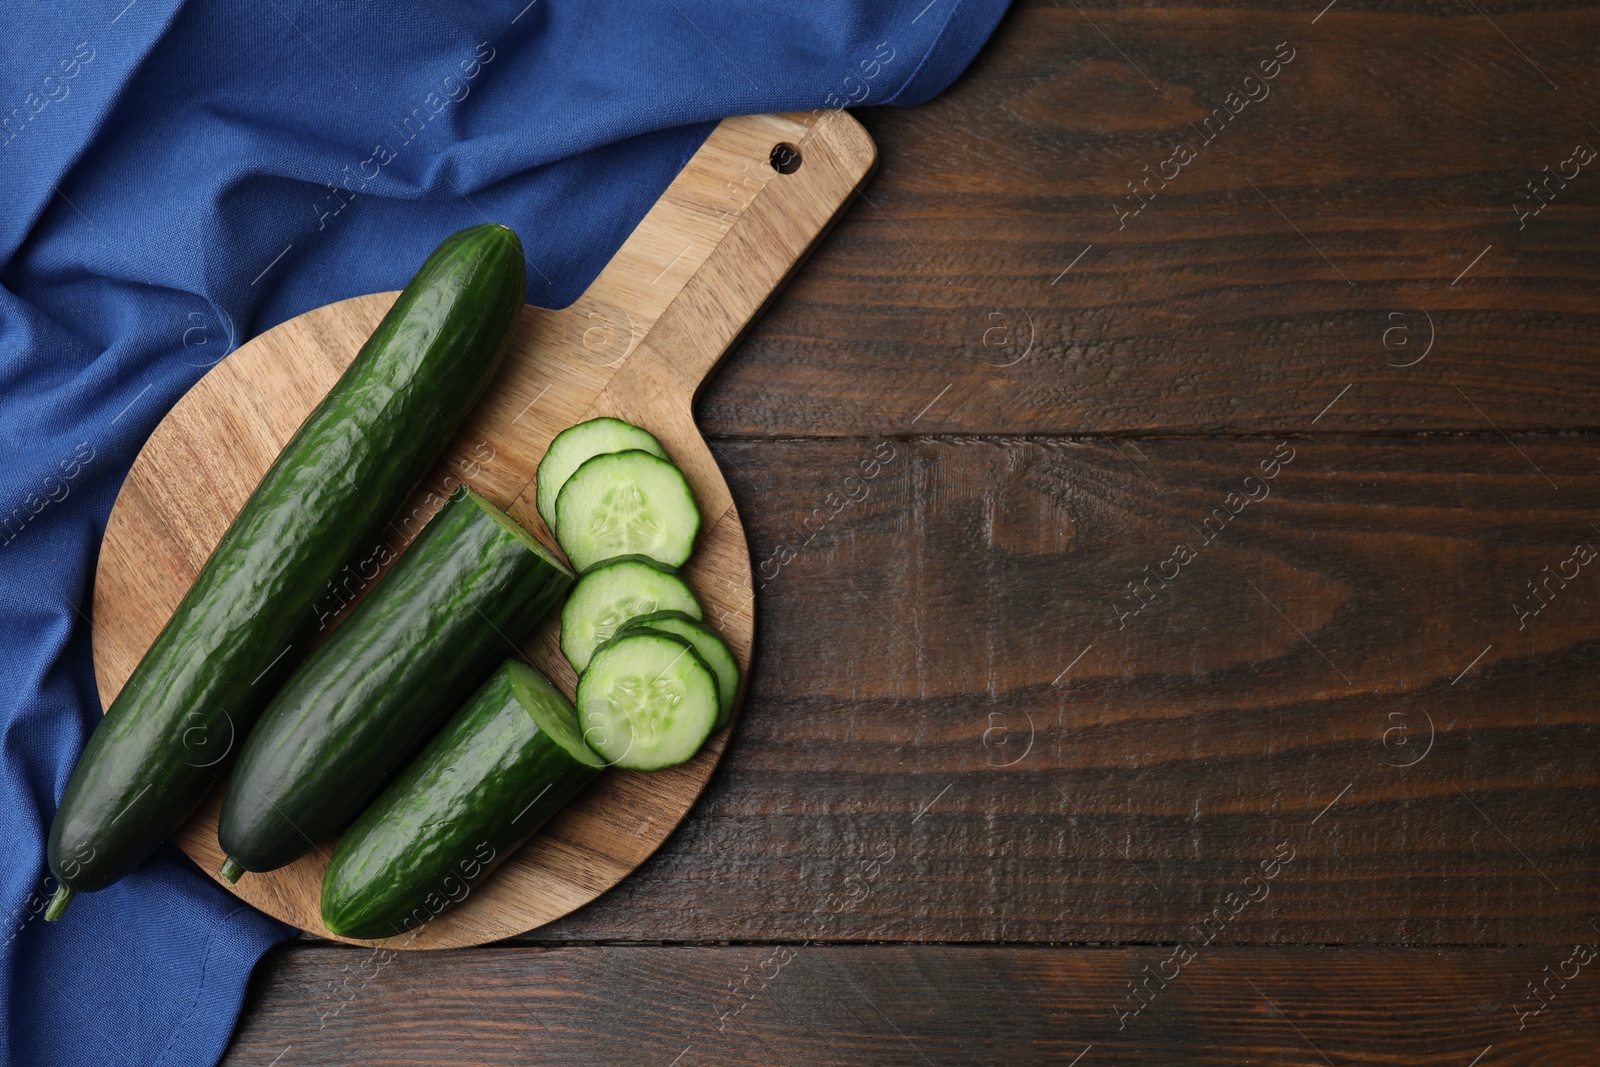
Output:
[
  {"xmin": 619, "ymin": 611, "xmax": 739, "ymax": 729},
  {"xmin": 508, "ymin": 666, "xmax": 606, "ymax": 769},
  {"xmin": 536, "ymin": 417, "xmax": 667, "ymax": 534},
  {"xmin": 554, "ymin": 450, "xmax": 700, "ymax": 573},
  {"xmin": 559, "ymin": 558, "xmax": 701, "ymax": 674},
  {"xmin": 577, "ymin": 632, "xmax": 719, "ymax": 770},
  {"xmin": 322, "ymin": 660, "xmax": 602, "ymax": 941}
]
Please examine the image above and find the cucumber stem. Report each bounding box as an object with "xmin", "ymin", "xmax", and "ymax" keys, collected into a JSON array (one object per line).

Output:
[
  {"xmin": 218, "ymin": 857, "xmax": 245, "ymax": 884},
  {"xmin": 44, "ymin": 886, "xmax": 75, "ymax": 922}
]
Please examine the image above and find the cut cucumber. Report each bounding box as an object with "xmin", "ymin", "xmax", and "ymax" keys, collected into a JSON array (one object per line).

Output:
[
  {"xmin": 536, "ymin": 417, "xmax": 667, "ymax": 534},
  {"xmin": 554, "ymin": 450, "xmax": 700, "ymax": 573},
  {"xmin": 618, "ymin": 611, "xmax": 739, "ymax": 729},
  {"xmin": 559, "ymin": 558, "xmax": 701, "ymax": 673},
  {"xmin": 321, "ymin": 660, "xmax": 603, "ymax": 941},
  {"xmin": 217, "ymin": 486, "xmax": 572, "ymax": 878},
  {"xmin": 577, "ymin": 631, "xmax": 719, "ymax": 770}
]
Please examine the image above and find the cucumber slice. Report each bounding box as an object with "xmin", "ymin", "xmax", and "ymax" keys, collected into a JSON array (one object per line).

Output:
[
  {"xmin": 618, "ymin": 611, "xmax": 739, "ymax": 729},
  {"xmin": 577, "ymin": 632, "xmax": 719, "ymax": 770},
  {"xmin": 554, "ymin": 449, "xmax": 700, "ymax": 572},
  {"xmin": 559, "ymin": 558, "xmax": 702, "ymax": 673},
  {"xmin": 536, "ymin": 417, "xmax": 668, "ymax": 534}
]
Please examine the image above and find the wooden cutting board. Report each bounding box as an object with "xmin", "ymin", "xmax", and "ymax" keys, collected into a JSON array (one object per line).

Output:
[{"xmin": 89, "ymin": 111, "xmax": 877, "ymax": 949}]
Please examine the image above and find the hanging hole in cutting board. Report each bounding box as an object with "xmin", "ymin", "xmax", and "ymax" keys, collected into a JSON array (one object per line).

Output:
[{"xmin": 770, "ymin": 142, "xmax": 802, "ymax": 174}]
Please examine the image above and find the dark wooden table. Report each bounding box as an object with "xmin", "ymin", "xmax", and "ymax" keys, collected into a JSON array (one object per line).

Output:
[{"xmin": 221, "ymin": 2, "xmax": 1600, "ymax": 1062}]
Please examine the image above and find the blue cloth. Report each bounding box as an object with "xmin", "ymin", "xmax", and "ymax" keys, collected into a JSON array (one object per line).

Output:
[{"xmin": 0, "ymin": 1, "xmax": 1008, "ymax": 1064}]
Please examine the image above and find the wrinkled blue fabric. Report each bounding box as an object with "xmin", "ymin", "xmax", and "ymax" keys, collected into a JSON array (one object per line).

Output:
[{"xmin": 0, "ymin": 1, "xmax": 1009, "ymax": 1063}]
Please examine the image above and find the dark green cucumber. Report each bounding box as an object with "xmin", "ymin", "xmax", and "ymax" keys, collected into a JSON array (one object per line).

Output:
[
  {"xmin": 217, "ymin": 487, "xmax": 572, "ymax": 878},
  {"xmin": 45, "ymin": 225, "xmax": 525, "ymax": 919},
  {"xmin": 322, "ymin": 659, "xmax": 603, "ymax": 940}
]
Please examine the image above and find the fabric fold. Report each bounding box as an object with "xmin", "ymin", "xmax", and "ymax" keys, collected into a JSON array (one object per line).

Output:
[{"xmin": 0, "ymin": 2, "xmax": 1011, "ymax": 1064}]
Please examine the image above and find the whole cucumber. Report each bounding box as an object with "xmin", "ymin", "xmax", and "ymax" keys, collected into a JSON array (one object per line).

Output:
[
  {"xmin": 46, "ymin": 224, "xmax": 526, "ymax": 920},
  {"xmin": 322, "ymin": 659, "xmax": 604, "ymax": 941},
  {"xmin": 218, "ymin": 487, "xmax": 573, "ymax": 879}
]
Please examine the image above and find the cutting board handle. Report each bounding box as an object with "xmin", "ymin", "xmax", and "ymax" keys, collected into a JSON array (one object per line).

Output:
[{"xmin": 585, "ymin": 111, "xmax": 878, "ymax": 403}]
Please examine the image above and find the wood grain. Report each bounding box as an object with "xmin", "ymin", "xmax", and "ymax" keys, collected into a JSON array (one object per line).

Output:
[
  {"xmin": 89, "ymin": 111, "xmax": 877, "ymax": 948},
  {"xmin": 696, "ymin": 0, "xmax": 1600, "ymax": 438},
  {"xmin": 182, "ymin": 0, "xmax": 1600, "ymax": 1057},
  {"xmin": 220, "ymin": 945, "xmax": 1600, "ymax": 1065},
  {"xmin": 503, "ymin": 436, "xmax": 1600, "ymax": 946}
]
